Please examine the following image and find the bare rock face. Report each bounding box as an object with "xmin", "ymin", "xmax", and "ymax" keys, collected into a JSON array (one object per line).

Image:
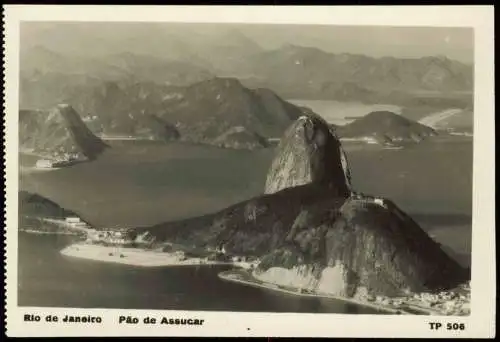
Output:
[
  {"xmin": 19, "ymin": 104, "xmax": 109, "ymax": 160},
  {"xmin": 253, "ymin": 195, "xmax": 468, "ymax": 298},
  {"xmin": 264, "ymin": 114, "xmax": 352, "ymax": 197}
]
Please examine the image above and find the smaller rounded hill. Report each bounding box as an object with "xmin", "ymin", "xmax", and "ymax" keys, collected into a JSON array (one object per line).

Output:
[{"xmin": 336, "ymin": 110, "xmax": 437, "ymax": 144}]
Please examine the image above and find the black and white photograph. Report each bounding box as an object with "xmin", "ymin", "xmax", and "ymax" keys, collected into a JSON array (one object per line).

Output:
[{"xmin": 4, "ymin": 5, "xmax": 495, "ymax": 338}]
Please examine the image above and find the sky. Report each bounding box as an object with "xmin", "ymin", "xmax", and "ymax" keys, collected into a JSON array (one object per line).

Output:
[{"xmin": 20, "ymin": 22, "xmax": 474, "ymax": 64}]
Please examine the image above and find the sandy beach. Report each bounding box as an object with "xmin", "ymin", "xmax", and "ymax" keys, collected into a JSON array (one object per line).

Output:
[
  {"xmin": 60, "ymin": 243, "xmax": 253, "ymax": 268},
  {"xmin": 20, "ymin": 229, "xmax": 79, "ymax": 236}
]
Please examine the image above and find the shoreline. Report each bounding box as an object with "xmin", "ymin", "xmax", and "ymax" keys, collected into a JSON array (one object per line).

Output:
[
  {"xmin": 59, "ymin": 243, "xmax": 252, "ymax": 268},
  {"xmin": 55, "ymin": 242, "xmax": 469, "ymax": 316},
  {"xmin": 218, "ymin": 271, "xmax": 470, "ymax": 316},
  {"xmin": 217, "ymin": 271, "xmax": 408, "ymax": 315},
  {"xmin": 20, "ymin": 229, "xmax": 80, "ymax": 236}
]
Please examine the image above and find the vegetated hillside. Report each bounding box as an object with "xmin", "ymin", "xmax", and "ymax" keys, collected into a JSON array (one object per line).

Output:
[
  {"xmin": 19, "ymin": 191, "xmax": 77, "ymax": 219},
  {"xmin": 19, "ymin": 104, "xmax": 109, "ymax": 160},
  {"xmin": 19, "ymin": 191, "xmax": 92, "ymax": 233},
  {"xmin": 136, "ymin": 183, "xmax": 346, "ymax": 256},
  {"xmin": 336, "ymin": 111, "xmax": 437, "ymax": 145},
  {"xmin": 212, "ymin": 126, "xmax": 269, "ymax": 150},
  {"xmin": 133, "ymin": 114, "xmax": 181, "ymax": 142},
  {"xmin": 60, "ymin": 77, "xmax": 307, "ymax": 148},
  {"xmin": 264, "ymin": 114, "xmax": 352, "ymax": 196},
  {"xmin": 136, "ymin": 182, "xmax": 467, "ymax": 297},
  {"xmin": 158, "ymin": 78, "xmax": 305, "ymax": 143}
]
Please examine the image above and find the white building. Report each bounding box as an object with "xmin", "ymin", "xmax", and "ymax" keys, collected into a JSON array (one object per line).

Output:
[
  {"xmin": 65, "ymin": 217, "xmax": 81, "ymax": 224},
  {"xmin": 381, "ymin": 298, "xmax": 393, "ymax": 306},
  {"xmin": 392, "ymin": 299, "xmax": 404, "ymax": 307},
  {"xmin": 86, "ymin": 229, "xmax": 100, "ymax": 242},
  {"xmin": 108, "ymin": 237, "xmax": 127, "ymax": 245},
  {"xmin": 36, "ymin": 159, "xmax": 54, "ymax": 169},
  {"xmin": 134, "ymin": 232, "xmax": 151, "ymax": 244},
  {"xmin": 65, "ymin": 217, "xmax": 88, "ymax": 229},
  {"xmin": 363, "ymin": 136, "xmax": 378, "ymax": 144}
]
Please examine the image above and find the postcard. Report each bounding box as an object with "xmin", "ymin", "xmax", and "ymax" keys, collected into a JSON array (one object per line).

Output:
[{"xmin": 3, "ymin": 5, "xmax": 495, "ymax": 338}]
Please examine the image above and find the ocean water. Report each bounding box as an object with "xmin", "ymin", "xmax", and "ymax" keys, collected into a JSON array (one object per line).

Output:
[
  {"xmin": 18, "ymin": 233, "xmax": 383, "ymax": 314},
  {"xmin": 18, "ymin": 138, "xmax": 473, "ymax": 310}
]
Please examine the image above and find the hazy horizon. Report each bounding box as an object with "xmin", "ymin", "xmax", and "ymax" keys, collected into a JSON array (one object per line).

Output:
[{"xmin": 20, "ymin": 22, "xmax": 474, "ymax": 64}]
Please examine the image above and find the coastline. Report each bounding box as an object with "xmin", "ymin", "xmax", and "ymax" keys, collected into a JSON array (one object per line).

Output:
[
  {"xmin": 59, "ymin": 243, "xmax": 252, "ymax": 268},
  {"xmin": 218, "ymin": 270, "xmax": 470, "ymax": 316},
  {"xmin": 20, "ymin": 229, "xmax": 80, "ymax": 236},
  {"xmin": 59, "ymin": 242, "xmax": 406, "ymax": 314},
  {"xmin": 57, "ymin": 242, "xmax": 469, "ymax": 316},
  {"xmin": 217, "ymin": 271, "xmax": 408, "ymax": 315}
]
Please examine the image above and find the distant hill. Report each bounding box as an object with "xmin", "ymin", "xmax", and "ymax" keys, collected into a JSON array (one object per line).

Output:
[
  {"xmin": 212, "ymin": 126, "xmax": 269, "ymax": 150},
  {"xmin": 53, "ymin": 77, "xmax": 307, "ymax": 149},
  {"xmin": 19, "ymin": 104, "xmax": 109, "ymax": 159},
  {"xmin": 20, "ymin": 39, "xmax": 474, "ymax": 105},
  {"xmin": 20, "ymin": 46, "xmax": 214, "ymax": 86},
  {"xmin": 336, "ymin": 111, "xmax": 437, "ymax": 145},
  {"xmin": 239, "ymin": 45, "xmax": 473, "ymax": 100},
  {"xmin": 134, "ymin": 114, "xmax": 181, "ymax": 142},
  {"xmin": 19, "ymin": 191, "xmax": 91, "ymax": 233},
  {"xmin": 19, "ymin": 47, "xmax": 215, "ymax": 110},
  {"xmin": 19, "ymin": 191, "xmax": 78, "ymax": 219},
  {"xmin": 157, "ymin": 78, "xmax": 305, "ymax": 142}
]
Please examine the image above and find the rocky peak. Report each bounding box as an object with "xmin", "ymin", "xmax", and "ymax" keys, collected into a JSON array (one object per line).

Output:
[
  {"xmin": 264, "ymin": 114, "xmax": 352, "ymax": 196},
  {"xmin": 19, "ymin": 104, "xmax": 109, "ymax": 160}
]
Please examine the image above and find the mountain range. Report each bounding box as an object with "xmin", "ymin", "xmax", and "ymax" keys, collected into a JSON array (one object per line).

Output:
[
  {"xmin": 19, "ymin": 78, "xmax": 444, "ymax": 154},
  {"xmin": 20, "ymin": 32, "xmax": 474, "ymax": 109},
  {"xmin": 42, "ymin": 78, "xmax": 308, "ymax": 148}
]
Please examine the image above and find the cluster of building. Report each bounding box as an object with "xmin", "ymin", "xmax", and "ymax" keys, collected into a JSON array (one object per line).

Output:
[
  {"xmin": 64, "ymin": 217, "xmax": 90, "ymax": 230},
  {"xmin": 410, "ymin": 290, "xmax": 471, "ymax": 315},
  {"xmin": 354, "ymin": 285, "xmax": 470, "ymax": 315},
  {"xmin": 358, "ymin": 293, "xmax": 403, "ymax": 307},
  {"xmin": 35, "ymin": 152, "xmax": 81, "ymax": 169},
  {"xmin": 339, "ymin": 136, "xmax": 379, "ymax": 145},
  {"xmin": 86, "ymin": 228, "xmax": 134, "ymax": 246},
  {"xmin": 350, "ymin": 192, "xmax": 387, "ymax": 208}
]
